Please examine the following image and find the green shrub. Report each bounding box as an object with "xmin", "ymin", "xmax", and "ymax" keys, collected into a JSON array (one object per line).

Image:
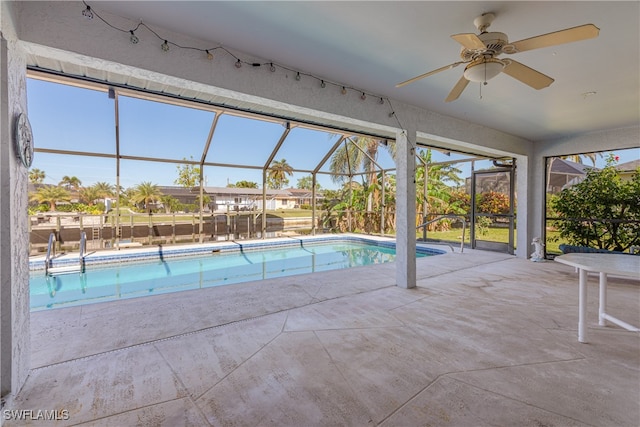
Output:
[
  {"xmin": 551, "ymin": 157, "xmax": 639, "ymax": 252},
  {"xmin": 28, "ymin": 204, "xmax": 49, "ymax": 215}
]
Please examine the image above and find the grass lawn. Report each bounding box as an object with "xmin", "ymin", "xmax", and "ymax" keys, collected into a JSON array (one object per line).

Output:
[
  {"xmin": 264, "ymin": 209, "xmax": 315, "ymax": 218},
  {"xmin": 419, "ymin": 228, "xmax": 564, "ymax": 254},
  {"xmin": 101, "ymin": 210, "xmax": 567, "ymax": 254}
]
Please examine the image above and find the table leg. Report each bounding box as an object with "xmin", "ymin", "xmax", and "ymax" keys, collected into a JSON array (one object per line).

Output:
[
  {"xmin": 599, "ymin": 272, "xmax": 607, "ymax": 326},
  {"xmin": 578, "ymin": 268, "xmax": 588, "ymax": 343}
]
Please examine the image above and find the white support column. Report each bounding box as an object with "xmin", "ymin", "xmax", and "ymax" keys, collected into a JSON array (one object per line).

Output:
[
  {"xmin": 0, "ymin": 33, "xmax": 31, "ymax": 402},
  {"xmin": 395, "ymin": 129, "xmax": 416, "ymax": 289},
  {"xmin": 515, "ymin": 153, "xmax": 533, "ymax": 259}
]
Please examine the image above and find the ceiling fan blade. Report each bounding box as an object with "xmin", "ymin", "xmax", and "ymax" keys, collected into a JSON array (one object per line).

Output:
[
  {"xmin": 451, "ymin": 33, "xmax": 486, "ymax": 50},
  {"xmin": 507, "ymin": 24, "xmax": 599, "ymax": 53},
  {"xmin": 396, "ymin": 62, "xmax": 465, "ymax": 88},
  {"xmin": 445, "ymin": 76, "xmax": 470, "ymax": 102},
  {"xmin": 502, "ymin": 59, "xmax": 554, "ymax": 89}
]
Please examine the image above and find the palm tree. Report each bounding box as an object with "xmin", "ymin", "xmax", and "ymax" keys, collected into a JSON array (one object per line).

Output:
[
  {"xmin": 59, "ymin": 176, "xmax": 82, "ymax": 191},
  {"xmin": 329, "ymin": 137, "xmax": 396, "ymax": 211},
  {"xmin": 160, "ymin": 195, "xmax": 180, "ymax": 214},
  {"xmin": 267, "ymin": 158, "xmax": 294, "ymax": 189},
  {"xmin": 93, "ymin": 182, "xmax": 115, "ymax": 198},
  {"xmin": 415, "ymin": 149, "xmax": 463, "ymax": 229},
  {"xmin": 560, "ymin": 152, "xmax": 602, "ymax": 166},
  {"xmin": 29, "ymin": 185, "xmax": 71, "ymax": 211},
  {"xmin": 416, "ymin": 149, "xmax": 463, "ymax": 204},
  {"xmin": 131, "ymin": 181, "xmax": 163, "ymax": 213},
  {"xmin": 29, "ymin": 168, "xmax": 46, "ymax": 184},
  {"xmin": 296, "ymin": 175, "xmax": 321, "ymax": 190},
  {"xmin": 79, "ymin": 186, "xmax": 102, "ymax": 206}
]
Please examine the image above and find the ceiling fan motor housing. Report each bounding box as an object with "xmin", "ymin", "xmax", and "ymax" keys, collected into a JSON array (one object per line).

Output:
[
  {"xmin": 460, "ymin": 32, "xmax": 509, "ymax": 61},
  {"xmin": 473, "ymin": 12, "xmax": 496, "ymax": 32}
]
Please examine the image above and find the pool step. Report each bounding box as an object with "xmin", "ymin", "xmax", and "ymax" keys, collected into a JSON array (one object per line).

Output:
[{"xmin": 47, "ymin": 265, "xmax": 83, "ymax": 276}]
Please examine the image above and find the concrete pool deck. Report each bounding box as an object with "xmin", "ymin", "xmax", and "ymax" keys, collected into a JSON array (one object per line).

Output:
[{"xmin": 8, "ymin": 246, "xmax": 640, "ymax": 426}]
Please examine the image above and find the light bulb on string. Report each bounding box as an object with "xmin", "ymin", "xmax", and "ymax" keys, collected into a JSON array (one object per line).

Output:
[
  {"xmin": 77, "ymin": 4, "xmax": 390, "ymax": 113},
  {"xmin": 82, "ymin": 5, "xmax": 94, "ymax": 19}
]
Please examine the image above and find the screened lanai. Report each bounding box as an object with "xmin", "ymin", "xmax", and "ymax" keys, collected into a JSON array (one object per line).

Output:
[
  {"xmin": 28, "ymin": 70, "xmax": 514, "ymax": 254},
  {"xmin": 3, "ymin": 2, "xmax": 639, "ymax": 424}
]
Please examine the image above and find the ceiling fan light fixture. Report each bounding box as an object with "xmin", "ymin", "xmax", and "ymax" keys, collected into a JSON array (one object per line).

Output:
[{"xmin": 463, "ymin": 58, "xmax": 505, "ymax": 83}]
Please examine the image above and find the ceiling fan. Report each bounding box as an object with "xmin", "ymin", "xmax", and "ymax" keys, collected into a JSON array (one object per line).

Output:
[{"xmin": 396, "ymin": 13, "xmax": 599, "ymax": 102}]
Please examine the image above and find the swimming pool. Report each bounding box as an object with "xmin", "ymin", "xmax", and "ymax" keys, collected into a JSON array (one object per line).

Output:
[{"xmin": 30, "ymin": 237, "xmax": 444, "ymax": 311}]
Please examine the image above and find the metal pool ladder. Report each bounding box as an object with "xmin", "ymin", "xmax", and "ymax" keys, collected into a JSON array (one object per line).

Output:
[{"xmin": 44, "ymin": 232, "xmax": 87, "ymax": 275}]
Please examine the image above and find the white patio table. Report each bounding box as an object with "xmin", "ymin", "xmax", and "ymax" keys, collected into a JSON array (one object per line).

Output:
[{"xmin": 555, "ymin": 253, "xmax": 640, "ymax": 343}]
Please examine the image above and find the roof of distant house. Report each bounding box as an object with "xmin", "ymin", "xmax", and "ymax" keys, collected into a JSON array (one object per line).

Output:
[
  {"xmin": 550, "ymin": 159, "xmax": 593, "ymax": 175},
  {"xmin": 157, "ymin": 186, "xmax": 200, "ymax": 196},
  {"xmin": 203, "ymin": 186, "xmax": 291, "ymax": 197},
  {"xmin": 615, "ymin": 159, "xmax": 640, "ymax": 171},
  {"xmin": 285, "ymin": 188, "xmax": 324, "ymax": 196}
]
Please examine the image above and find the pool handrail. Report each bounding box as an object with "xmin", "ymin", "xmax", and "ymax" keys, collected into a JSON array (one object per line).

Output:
[
  {"xmin": 44, "ymin": 231, "xmax": 87, "ymax": 275},
  {"xmin": 79, "ymin": 231, "xmax": 86, "ymax": 272},
  {"xmin": 417, "ymin": 214, "xmax": 466, "ymax": 253},
  {"xmin": 44, "ymin": 232, "xmax": 56, "ymax": 274}
]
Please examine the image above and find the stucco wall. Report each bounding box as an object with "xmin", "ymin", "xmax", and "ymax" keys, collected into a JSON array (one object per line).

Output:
[{"xmin": 0, "ymin": 32, "xmax": 31, "ymax": 414}]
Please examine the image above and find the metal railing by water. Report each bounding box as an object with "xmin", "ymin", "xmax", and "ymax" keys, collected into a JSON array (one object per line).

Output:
[
  {"xmin": 417, "ymin": 214, "xmax": 467, "ymax": 253},
  {"xmin": 44, "ymin": 231, "xmax": 87, "ymax": 275},
  {"xmin": 79, "ymin": 231, "xmax": 86, "ymax": 272},
  {"xmin": 44, "ymin": 232, "xmax": 56, "ymax": 274}
]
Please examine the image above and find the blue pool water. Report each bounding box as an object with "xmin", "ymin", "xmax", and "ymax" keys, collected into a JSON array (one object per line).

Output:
[{"xmin": 30, "ymin": 241, "xmax": 436, "ymax": 311}]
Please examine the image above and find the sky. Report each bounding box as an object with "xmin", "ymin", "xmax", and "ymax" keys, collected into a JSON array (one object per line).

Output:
[{"xmin": 27, "ymin": 77, "xmax": 638, "ymax": 191}]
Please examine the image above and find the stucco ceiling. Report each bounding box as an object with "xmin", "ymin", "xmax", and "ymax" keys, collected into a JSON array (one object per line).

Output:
[{"xmin": 88, "ymin": 1, "xmax": 639, "ymax": 142}]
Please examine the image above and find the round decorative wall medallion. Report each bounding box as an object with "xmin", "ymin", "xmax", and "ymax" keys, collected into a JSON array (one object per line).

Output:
[{"xmin": 14, "ymin": 113, "xmax": 34, "ymax": 168}]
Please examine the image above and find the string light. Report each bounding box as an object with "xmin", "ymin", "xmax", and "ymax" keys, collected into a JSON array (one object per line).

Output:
[
  {"xmin": 82, "ymin": 4, "xmax": 94, "ymax": 19},
  {"xmin": 129, "ymin": 30, "xmax": 139, "ymax": 44},
  {"xmin": 79, "ymin": 2, "xmax": 393, "ymax": 114}
]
